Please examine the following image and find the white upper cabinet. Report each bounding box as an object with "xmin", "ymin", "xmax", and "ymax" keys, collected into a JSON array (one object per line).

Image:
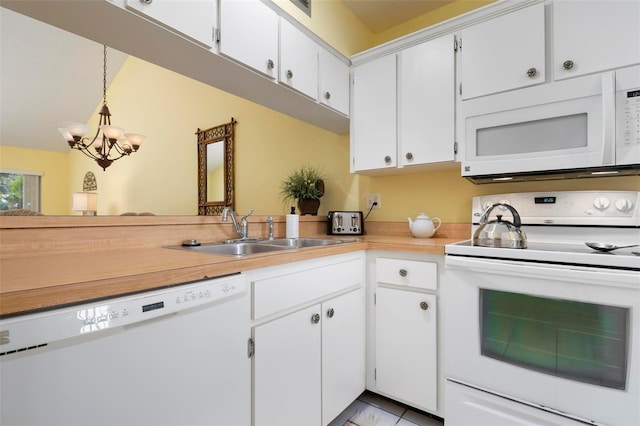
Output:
[
  {"xmin": 552, "ymin": 0, "xmax": 640, "ymax": 81},
  {"xmin": 125, "ymin": 0, "xmax": 216, "ymax": 48},
  {"xmin": 351, "ymin": 54, "xmax": 397, "ymax": 172},
  {"xmin": 319, "ymin": 49, "xmax": 350, "ymax": 116},
  {"xmin": 351, "ymin": 34, "xmax": 456, "ymax": 173},
  {"xmin": 279, "ymin": 19, "xmax": 319, "ymax": 100},
  {"xmin": 218, "ymin": 0, "xmax": 279, "ymax": 79},
  {"xmin": 460, "ymin": 2, "xmax": 545, "ymax": 100},
  {"xmin": 398, "ymin": 34, "xmax": 456, "ymax": 167}
]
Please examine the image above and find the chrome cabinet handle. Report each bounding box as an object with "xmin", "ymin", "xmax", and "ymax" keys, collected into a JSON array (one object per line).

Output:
[
  {"xmin": 384, "ymin": 155, "xmax": 392, "ymax": 164},
  {"xmin": 526, "ymin": 67, "xmax": 537, "ymax": 78},
  {"xmin": 327, "ymin": 308, "xmax": 335, "ymax": 318},
  {"xmin": 324, "ymin": 92, "xmax": 331, "ymax": 100},
  {"xmin": 311, "ymin": 313, "xmax": 320, "ymax": 324},
  {"xmin": 563, "ymin": 60, "xmax": 574, "ymax": 70},
  {"xmin": 286, "ymin": 69, "xmax": 293, "ymax": 79},
  {"xmin": 405, "ymin": 152, "xmax": 413, "ymax": 161},
  {"xmin": 267, "ymin": 59, "xmax": 274, "ymax": 70},
  {"xmin": 399, "ymin": 268, "xmax": 407, "ymax": 277},
  {"xmin": 420, "ymin": 301, "xmax": 429, "ymax": 311},
  {"xmin": 140, "ymin": 0, "xmax": 152, "ymax": 4}
]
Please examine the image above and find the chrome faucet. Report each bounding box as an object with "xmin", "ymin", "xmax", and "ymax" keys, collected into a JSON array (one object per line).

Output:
[
  {"xmin": 222, "ymin": 207, "xmax": 254, "ymax": 241},
  {"xmin": 266, "ymin": 216, "xmax": 274, "ymax": 240}
]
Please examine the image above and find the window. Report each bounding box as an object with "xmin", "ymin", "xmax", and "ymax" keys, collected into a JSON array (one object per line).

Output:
[{"xmin": 0, "ymin": 170, "xmax": 42, "ymax": 212}]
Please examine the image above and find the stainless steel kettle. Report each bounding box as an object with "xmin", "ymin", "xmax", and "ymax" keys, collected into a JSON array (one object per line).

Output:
[{"xmin": 473, "ymin": 203, "xmax": 527, "ymax": 249}]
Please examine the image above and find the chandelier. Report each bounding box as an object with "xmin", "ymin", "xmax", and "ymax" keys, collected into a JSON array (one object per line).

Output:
[{"xmin": 58, "ymin": 45, "xmax": 145, "ymax": 171}]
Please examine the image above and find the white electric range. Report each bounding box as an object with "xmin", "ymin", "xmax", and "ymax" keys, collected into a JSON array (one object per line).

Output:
[{"xmin": 444, "ymin": 190, "xmax": 639, "ymax": 426}]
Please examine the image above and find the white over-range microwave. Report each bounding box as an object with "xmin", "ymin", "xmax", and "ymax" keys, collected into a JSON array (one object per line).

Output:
[{"xmin": 462, "ymin": 65, "xmax": 640, "ymax": 183}]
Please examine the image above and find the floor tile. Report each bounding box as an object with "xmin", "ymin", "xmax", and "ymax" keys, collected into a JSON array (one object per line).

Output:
[
  {"xmin": 328, "ymin": 400, "xmax": 400, "ymax": 426},
  {"xmin": 401, "ymin": 409, "xmax": 444, "ymax": 426},
  {"xmin": 347, "ymin": 403, "xmax": 400, "ymax": 426},
  {"xmin": 358, "ymin": 392, "xmax": 406, "ymax": 417}
]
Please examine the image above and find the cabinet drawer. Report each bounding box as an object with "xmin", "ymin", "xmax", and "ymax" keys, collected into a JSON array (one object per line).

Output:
[
  {"xmin": 252, "ymin": 258, "xmax": 364, "ymax": 319},
  {"xmin": 376, "ymin": 258, "xmax": 437, "ymax": 290}
]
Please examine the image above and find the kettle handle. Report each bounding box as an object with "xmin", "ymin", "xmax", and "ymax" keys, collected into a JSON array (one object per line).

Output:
[
  {"xmin": 432, "ymin": 217, "xmax": 442, "ymax": 231},
  {"xmin": 479, "ymin": 203, "xmax": 522, "ymax": 228}
]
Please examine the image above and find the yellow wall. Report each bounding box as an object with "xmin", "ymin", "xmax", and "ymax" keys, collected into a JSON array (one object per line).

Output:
[
  {"xmin": 0, "ymin": 145, "xmax": 69, "ymax": 215},
  {"xmin": 68, "ymin": 55, "xmax": 355, "ymax": 216},
  {"xmin": 5, "ymin": 1, "xmax": 640, "ymax": 221},
  {"xmin": 360, "ymin": 166, "xmax": 640, "ymax": 223}
]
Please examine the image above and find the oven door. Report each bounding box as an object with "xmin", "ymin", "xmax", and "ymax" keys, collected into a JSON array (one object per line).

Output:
[
  {"xmin": 443, "ymin": 255, "xmax": 639, "ymax": 426},
  {"xmin": 461, "ymin": 71, "xmax": 615, "ymax": 178}
]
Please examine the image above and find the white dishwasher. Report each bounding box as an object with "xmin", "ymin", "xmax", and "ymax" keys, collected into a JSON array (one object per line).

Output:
[{"xmin": 0, "ymin": 273, "xmax": 250, "ymax": 426}]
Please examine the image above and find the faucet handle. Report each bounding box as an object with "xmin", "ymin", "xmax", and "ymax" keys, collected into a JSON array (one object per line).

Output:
[{"xmin": 241, "ymin": 208, "xmax": 254, "ymax": 221}]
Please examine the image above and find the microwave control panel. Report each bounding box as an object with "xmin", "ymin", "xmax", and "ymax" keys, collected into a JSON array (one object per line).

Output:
[
  {"xmin": 620, "ymin": 88, "xmax": 640, "ymax": 145},
  {"xmin": 616, "ymin": 65, "xmax": 640, "ymax": 164}
]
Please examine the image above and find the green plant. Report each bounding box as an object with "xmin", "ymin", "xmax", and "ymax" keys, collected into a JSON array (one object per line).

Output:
[{"xmin": 280, "ymin": 165, "xmax": 325, "ymax": 202}]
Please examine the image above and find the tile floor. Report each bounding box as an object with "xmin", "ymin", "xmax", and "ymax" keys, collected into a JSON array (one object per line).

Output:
[{"xmin": 328, "ymin": 391, "xmax": 444, "ymax": 426}]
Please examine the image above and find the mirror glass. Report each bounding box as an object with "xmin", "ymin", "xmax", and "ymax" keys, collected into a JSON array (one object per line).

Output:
[
  {"xmin": 197, "ymin": 118, "xmax": 236, "ymax": 215},
  {"xmin": 207, "ymin": 142, "xmax": 224, "ymax": 201}
]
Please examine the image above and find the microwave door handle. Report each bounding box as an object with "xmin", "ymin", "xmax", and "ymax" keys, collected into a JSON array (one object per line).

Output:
[{"xmin": 601, "ymin": 71, "xmax": 615, "ymax": 165}]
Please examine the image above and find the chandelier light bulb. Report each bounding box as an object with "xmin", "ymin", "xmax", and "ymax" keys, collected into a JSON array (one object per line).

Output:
[{"xmin": 124, "ymin": 133, "xmax": 145, "ymax": 151}]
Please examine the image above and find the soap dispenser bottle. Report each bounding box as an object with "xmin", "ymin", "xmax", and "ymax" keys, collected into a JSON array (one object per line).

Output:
[{"xmin": 286, "ymin": 206, "xmax": 299, "ymax": 238}]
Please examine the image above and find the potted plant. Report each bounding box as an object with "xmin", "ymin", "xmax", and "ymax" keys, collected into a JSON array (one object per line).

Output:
[{"xmin": 280, "ymin": 165, "xmax": 325, "ymax": 215}]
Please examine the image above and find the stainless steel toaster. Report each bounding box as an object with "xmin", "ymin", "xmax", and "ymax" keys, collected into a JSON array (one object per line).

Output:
[{"xmin": 327, "ymin": 211, "xmax": 364, "ymax": 235}]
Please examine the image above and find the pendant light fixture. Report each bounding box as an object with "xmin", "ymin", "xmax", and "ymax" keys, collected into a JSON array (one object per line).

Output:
[{"xmin": 58, "ymin": 45, "xmax": 146, "ymax": 170}]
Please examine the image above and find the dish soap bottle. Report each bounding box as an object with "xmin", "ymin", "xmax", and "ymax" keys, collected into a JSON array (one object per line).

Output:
[{"xmin": 286, "ymin": 206, "xmax": 299, "ymax": 238}]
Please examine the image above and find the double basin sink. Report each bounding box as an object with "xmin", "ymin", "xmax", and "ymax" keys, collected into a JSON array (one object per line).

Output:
[{"xmin": 169, "ymin": 237, "xmax": 357, "ymax": 257}]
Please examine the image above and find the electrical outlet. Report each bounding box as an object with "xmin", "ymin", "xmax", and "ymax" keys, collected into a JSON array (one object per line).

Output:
[{"xmin": 366, "ymin": 193, "xmax": 381, "ymax": 210}]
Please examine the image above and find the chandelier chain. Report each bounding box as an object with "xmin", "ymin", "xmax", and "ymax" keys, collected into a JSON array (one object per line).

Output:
[{"xmin": 103, "ymin": 45, "xmax": 108, "ymax": 106}]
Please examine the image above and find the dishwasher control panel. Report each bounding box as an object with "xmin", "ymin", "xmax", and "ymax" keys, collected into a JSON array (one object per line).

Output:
[{"xmin": 0, "ymin": 274, "xmax": 247, "ymax": 355}]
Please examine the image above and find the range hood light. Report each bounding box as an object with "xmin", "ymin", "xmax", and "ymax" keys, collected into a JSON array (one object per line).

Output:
[{"xmin": 492, "ymin": 177, "xmax": 513, "ymax": 181}]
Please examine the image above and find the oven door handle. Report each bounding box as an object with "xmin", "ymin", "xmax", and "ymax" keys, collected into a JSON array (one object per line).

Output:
[{"xmin": 446, "ymin": 256, "xmax": 638, "ymax": 288}]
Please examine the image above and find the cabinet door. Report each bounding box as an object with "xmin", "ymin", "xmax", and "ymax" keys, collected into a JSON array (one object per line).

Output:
[
  {"xmin": 553, "ymin": 0, "xmax": 640, "ymax": 81},
  {"xmin": 398, "ymin": 34, "xmax": 455, "ymax": 167},
  {"xmin": 280, "ymin": 19, "xmax": 319, "ymax": 100},
  {"xmin": 351, "ymin": 54, "xmax": 397, "ymax": 172},
  {"xmin": 322, "ymin": 289, "xmax": 365, "ymax": 425},
  {"xmin": 254, "ymin": 304, "xmax": 321, "ymax": 426},
  {"xmin": 376, "ymin": 287, "xmax": 437, "ymax": 412},
  {"xmin": 319, "ymin": 49, "xmax": 350, "ymax": 116},
  {"xmin": 219, "ymin": 0, "xmax": 278, "ymax": 79},
  {"xmin": 460, "ymin": 2, "xmax": 545, "ymax": 99},
  {"xmin": 125, "ymin": 0, "xmax": 215, "ymax": 47}
]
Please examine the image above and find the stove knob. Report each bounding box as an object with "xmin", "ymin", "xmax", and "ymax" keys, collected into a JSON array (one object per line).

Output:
[
  {"xmin": 615, "ymin": 198, "xmax": 634, "ymax": 212},
  {"xmin": 593, "ymin": 197, "xmax": 610, "ymax": 210}
]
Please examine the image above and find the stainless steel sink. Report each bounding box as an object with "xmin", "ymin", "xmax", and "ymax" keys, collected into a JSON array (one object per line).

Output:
[
  {"xmin": 257, "ymin": 238, "xmax": 354, "ymax": 248},
  {"xmin": 168, "ymin": 237, "xmax": 356, "ymax": 257},
  {"xmin": 173, "ymin": 242, "xmax": 289, "ymax": 256}
]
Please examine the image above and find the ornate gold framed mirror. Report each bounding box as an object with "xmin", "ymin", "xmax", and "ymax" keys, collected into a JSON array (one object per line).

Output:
[{"xmin": 197, "ymin": 118, "xmax": 236, "ymax": 215}]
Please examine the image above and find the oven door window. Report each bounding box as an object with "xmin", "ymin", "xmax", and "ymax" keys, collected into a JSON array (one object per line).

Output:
[{"xmin": 480, "ymin": 289, "xmax": 628, "ymax": 390}]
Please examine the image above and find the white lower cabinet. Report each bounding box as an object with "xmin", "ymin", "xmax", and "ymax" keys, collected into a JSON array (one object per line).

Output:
[
  {"xmin": 250, "ymin": 253, "xmax": 365, "ymax": 426},
  {"xmin": 376, "ymin": 288, "xmax": 437, "ymax": 412},
  {"xmin": 321, "ymin": 289, "xmax": 365, "ymax": 424},
  {"xmin": 254, "ymin": 304, "xmax": 321, "ymax": 426},
  {"xmin": 367, "ymin": 252, "xmax": 443, "ymax": 417}
]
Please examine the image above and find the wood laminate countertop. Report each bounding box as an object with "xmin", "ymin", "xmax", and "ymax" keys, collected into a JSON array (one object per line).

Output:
[{"xmin": 0, "ymin": 234, "xmax": 465, "ymax": 317}]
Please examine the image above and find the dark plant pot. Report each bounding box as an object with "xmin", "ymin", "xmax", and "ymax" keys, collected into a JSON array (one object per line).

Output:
[{"xmin": 298, "ymin": 198, "xmax": 321, "ymax": 216}]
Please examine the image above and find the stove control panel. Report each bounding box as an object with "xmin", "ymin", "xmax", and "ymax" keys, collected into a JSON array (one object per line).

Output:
[{"xmin": 473, "ymin": 191, "xmax": 640, "ymax": 226}]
